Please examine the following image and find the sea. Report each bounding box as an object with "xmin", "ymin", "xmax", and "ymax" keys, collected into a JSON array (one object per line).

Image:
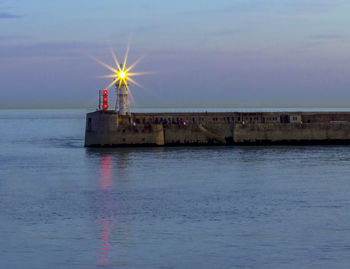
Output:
[{"xmin": 1, "ymin": 109, "xmax": 350, "ymax": 269}]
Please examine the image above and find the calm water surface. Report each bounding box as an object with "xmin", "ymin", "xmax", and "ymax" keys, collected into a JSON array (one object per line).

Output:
[{"xmin": 1, "ymin": 109, "xmax": 350, "ymax": 268}]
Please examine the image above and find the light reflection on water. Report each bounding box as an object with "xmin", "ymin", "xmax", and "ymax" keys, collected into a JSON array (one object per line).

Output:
[
  {"xmin": 99, "ymin": 155, "xmax": 113, "ymax": 191},
  {"xmin": 97, "ymin": 217, "xmax": 114, "ymax": 266},
  {"xmin": 94, "ymin": 151, "xmax": 133, "ymax": 267},
  {"xmin": 97, "ymin": 155, "xmax": 114, "ymax": 266}
]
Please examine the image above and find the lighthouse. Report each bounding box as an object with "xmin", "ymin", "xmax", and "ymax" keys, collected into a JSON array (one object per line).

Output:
[
  {"xmin": 115, "ymin": 70, "xmax": 130, "ymax": 116},
  {"xmin": 91, "ymin": 46, "xmax": 149, "ymax": 116}
]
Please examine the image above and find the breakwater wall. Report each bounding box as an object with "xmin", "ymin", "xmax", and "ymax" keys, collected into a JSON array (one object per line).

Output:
[{"xmin": 84, "ymin": 111, "xmax": 350, "ymax": 146}]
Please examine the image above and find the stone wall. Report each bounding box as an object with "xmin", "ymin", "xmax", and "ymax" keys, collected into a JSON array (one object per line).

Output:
[
  {"xmin": 85, "ymin": 111, "xmax": 350, "ymax": 146},
  {"xmin": 85, "ymin": 112, "xmax": 164, "ymax": 146},
  {"xmin": 233, "ymin": 123, "xmax": 350, "ymax": 143}
]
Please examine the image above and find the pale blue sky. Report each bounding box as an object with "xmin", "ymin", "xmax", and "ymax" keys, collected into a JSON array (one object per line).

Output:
[{"xmin": 1, "ymin": 0, "xmax": 350, "ymax": 108}]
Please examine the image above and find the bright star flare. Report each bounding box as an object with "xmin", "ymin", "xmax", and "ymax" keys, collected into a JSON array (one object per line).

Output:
[{"xmin": 91, "ymin": 46, "xmax": 152, "ymax": 100}]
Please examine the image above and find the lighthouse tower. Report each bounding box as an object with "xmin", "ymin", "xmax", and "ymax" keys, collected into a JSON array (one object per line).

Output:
[
  {"xmin": 92, "ymin": 47, "xmax": 147, "ymax": 117},
  {"xmin": 115, "ymin": 79, "xmax": 130, "ymax": 115}
]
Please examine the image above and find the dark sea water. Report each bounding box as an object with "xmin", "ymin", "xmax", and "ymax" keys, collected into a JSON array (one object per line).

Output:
[{"xmin": 1, "ymin": 109, "xmax": 350, "ymax": 269}]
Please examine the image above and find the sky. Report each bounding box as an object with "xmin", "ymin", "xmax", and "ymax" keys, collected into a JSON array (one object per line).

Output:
[{"xmin": 0, "ymin": 0, "xmax": 350, "ymax": 108}]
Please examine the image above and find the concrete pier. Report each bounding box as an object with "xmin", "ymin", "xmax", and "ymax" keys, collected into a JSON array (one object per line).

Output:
[{"xmin": 84, "ymin": 111, "xmax": 350, "ymax": 146}]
